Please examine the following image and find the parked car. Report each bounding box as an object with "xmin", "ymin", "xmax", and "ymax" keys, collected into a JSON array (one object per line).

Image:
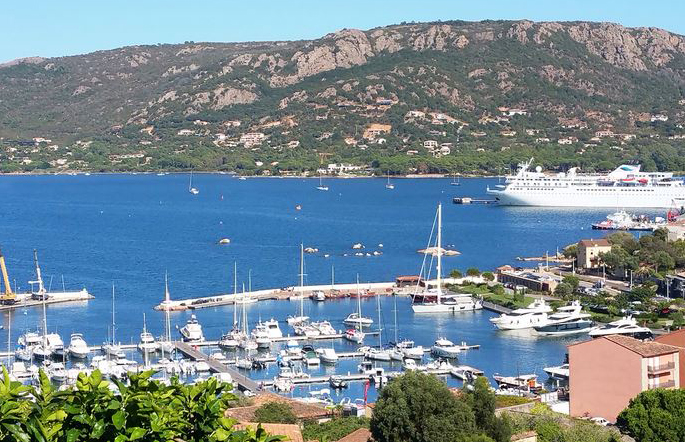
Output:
[{"xmin": 590, "ymin": 417, "xmax": 611, "ymax": 426}]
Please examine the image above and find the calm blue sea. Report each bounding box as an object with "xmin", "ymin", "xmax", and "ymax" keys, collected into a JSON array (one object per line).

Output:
[{"xmin": 0, "ymin": 174, "xmax": 663, "ymax": 401}]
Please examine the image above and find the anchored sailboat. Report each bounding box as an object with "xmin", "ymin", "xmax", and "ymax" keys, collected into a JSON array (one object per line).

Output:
[
  {"xmin": 344, "ymin": 275, "xmax": 366, "ymax": 343},
  {"xmin": 385, "ymin": 173, "xmax": 395, "ymax": 190},
  {"xmin": 316, "ymin": 175, "xmax": 329, "ymax": 191},
  {"xmin": 188, "ymin": 171, "xmax": 199, "ymax": 195}
]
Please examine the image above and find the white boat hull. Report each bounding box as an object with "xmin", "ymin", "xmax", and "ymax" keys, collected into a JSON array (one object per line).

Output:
[{"xmin": 488, "ymin": 188, "xmax": 685, "ymax": 208}]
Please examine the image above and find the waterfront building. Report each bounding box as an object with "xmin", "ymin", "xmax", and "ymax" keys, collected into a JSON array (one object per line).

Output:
[
  {"xmin": 496, "ymin": 268, "xmax": 559, "ymax": 293},
  {"xmin": 577, "ymin": 239, "xmax": 611, "ymax": 269},
  {"xmin": 568, "ymin": 335, "xmax": 680, "ymax": 422}
]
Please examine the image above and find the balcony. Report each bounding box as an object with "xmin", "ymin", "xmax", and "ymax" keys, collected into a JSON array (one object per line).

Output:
[
  {"xmin": 647, "ymin": 362, "xmax": 675, "ymax": 374},
  {"xmin": 649, "ymin": 380, "xmax": 676, "ymax": 390}
]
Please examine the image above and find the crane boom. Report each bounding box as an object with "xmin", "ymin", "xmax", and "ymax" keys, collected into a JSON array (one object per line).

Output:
[{"xmin": 0, "ymin": 247, "xmax": 17, "ymax": 304}]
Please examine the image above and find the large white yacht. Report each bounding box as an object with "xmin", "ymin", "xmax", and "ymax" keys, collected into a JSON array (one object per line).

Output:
[
  {"xmin": 589, "ymin": 316, "xmax": 653, "ymax": 339},
  {"xmin": 487, "ymin": 159, "xmax": 685, "ymax": 208},
  {"xmin": 179, "ymin": 315, "xmax": 205, "ymax": 343},
  {"xmin": 533, "ymin": 301, "xmax": 594, "ymax": 336},
  {"xmin": 490, "ymin": 299, "xmax": 552, "ymax": 330}
]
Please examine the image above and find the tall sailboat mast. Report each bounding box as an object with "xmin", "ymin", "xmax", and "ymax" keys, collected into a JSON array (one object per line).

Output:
[
  {"xmin": 33, "ymin": 250, "xmax": 48, "ymax": 346},
  {"xmin": 164, "ymin": 272, "xmax": 171, "ymax": 342},
  {"xmin": 111, "ymin": 284, "xmax": 116, "ymax": 344},
  {"xmin": 233, "ymin": 262, "xmax": 238, "ymax": 328},
  {"xmin": 377, "ymin": 291, "xmax": 383, "ymax": 350},
  {"xmin": 436, "ymin": 203, "xmax": 443, "ymax": 303},
  {"xmin": 299, "ymin": 243, "xmax": 305, "ymax": 317},
  {"xmin": 356, "ymin": 274, "xmax": 362, "ymax": 330}
]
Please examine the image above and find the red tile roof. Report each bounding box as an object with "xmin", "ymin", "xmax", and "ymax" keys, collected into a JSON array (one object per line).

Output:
[
  {"xmin": 336, "ymin": 428, "xmax": 372, "ymax": 442},
  {"xmin": 578, "ymin": 239, "xmax": 610, "ymax": 247},
  {"xmin": 604, "ymin": 335, "xmax": 679, "ymax": 357}
]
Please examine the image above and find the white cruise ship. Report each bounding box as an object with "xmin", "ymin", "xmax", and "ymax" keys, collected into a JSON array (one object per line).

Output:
[{"xmin": 487, "ymin": 159, "xmax": 685, "ymax": 208}]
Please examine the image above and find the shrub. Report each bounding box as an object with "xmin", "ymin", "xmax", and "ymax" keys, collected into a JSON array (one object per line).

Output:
[{"xmin": 254, "ymin": 402, "xmax": 297, "ymax": 424}]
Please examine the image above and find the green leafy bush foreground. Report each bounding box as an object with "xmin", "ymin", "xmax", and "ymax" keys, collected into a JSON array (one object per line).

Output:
[
  {"xmin": 302, "ymin": 416, "xmax": 370, "ymax": 442},
  {"xmin": 0, "ymin": 367, "xmax": 281, "ymax": 442}
]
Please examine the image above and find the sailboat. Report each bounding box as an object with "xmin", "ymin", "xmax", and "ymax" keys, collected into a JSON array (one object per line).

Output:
[
  {"xmin": 219, "ymin": 262, "xmax": 243, "ymax": 349},
  {"xmin": 451, "ymin": 174, "xmax": 460, "ymax": 186},
  {"xmin": 385, "ymin": 174, "xmax": 395, "ymax": 190},
  {"xmin": 316, "ymin": 175, "xmax": 329, "ymax": 191},
  {"xmin": 158, "ymin": 272, "xmax": 175, "ymax": 355},
  {"xmin": 412, "ymin": 204, "xmax": 450, "ymax": 313},
  {"xmin": 102, "ymin": 285, "xmax": 125, "ymax": 359},
  {"xmin": 412, "ymin": 204, "xmax": 482, "ymax": 313},
  {"xmin": 344, "ymin": 275, "xmax": 366, "ymax": 343},
  {"xmin": 287, "ymin": 244, "xmax": 310, "ymax": 326},
  {"xmin": 365, "ymin": 293, "xmax": 391, "ymax": 361},
  {"xmin": 238, "ymin": 284, "xmax": 258, "ymax": 350},
  {"xmin": 389, "ymin": 294, "xmax": 423, "ymax": 360},
  {"xmin": 188, "ymin": 171, "xmax": 199, "ymax": 195},
  {"xmin": 30, "ymin": 250, "xmax": 64, "ymax": 360}
]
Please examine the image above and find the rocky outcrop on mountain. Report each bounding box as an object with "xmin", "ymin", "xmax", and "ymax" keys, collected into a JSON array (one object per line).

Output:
[{"xmin": 1, "ymin": 19, "xmax": 685, "ymax": 145}]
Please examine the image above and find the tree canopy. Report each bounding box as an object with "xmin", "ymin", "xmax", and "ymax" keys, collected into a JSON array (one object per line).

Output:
[{"xmin": 616, "ymin": 388, "xmax": 685, "ymax": 442}]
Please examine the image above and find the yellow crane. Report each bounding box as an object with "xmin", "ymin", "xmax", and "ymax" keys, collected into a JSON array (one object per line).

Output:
[{"xmin": 0, "ymin": 247, "xmax": 17, "ymax": 305}]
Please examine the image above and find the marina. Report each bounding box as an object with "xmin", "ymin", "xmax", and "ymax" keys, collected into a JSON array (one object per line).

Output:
[{"xmin": 0, "ymin": 174, "xmax": 641, "ymax": 402}]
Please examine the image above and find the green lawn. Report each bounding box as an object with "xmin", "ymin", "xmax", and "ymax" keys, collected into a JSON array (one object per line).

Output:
[{"xmin": 482, "ymin": 292, "xmax": 535, "ymax": 309}]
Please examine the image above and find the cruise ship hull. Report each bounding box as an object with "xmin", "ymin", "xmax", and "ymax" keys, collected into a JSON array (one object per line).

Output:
[{"xmin": 488, "ymin": 188, "xmax": 684, "ymax": 208}]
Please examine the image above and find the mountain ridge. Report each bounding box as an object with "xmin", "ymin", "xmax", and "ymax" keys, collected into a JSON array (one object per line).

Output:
[{"xmin": 1, "ymin": 19, "xmax": 685, "ymax": 174}]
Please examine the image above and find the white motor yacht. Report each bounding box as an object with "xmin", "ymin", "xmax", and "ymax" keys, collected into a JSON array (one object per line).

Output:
[
  {"xmin": 431, "ymin": 338, "xmax": 461, "ymax": 358},
  {"xmin": 318, "ymin": 348, "xmax": 339, "ymax": 364},
  {"xmin": 218, "ymin": 329, "xmax": 242, "ymax": 349},
  {"xmin": 262, "ymin": 318, "xmax": 283, "ymax": 338},
  {"xmin": 138, "ymin": 315, "xmax": 159, "ymax": 352},
  {"xmin": 287, "ymin": 315, "xmax": 310, "ymax": 326},
  {"xmin": 138, "ymin": 331, "xmax": 158, "ymax": 352},
  {"xmin": 534, "ymin": 301, "xmax": 594, "ymax": 336},
  {"xmin": 312, "ymin": 320, "xmax": 336, "ymax": 335},
  {"xmin": 68, "ymin": 333, "xmax": 90, "ymax": 359},
  {"xmin": 47, "ymin": 333, "xmax": 66, "ymax": 358},
  {"xmin": 179, "ymin": 314, "xmax": 205, "ymax": 343},
  {"xmin": 313, "ymin": 290, "xmax": 326, "ymax": 302},
  {"xmin": 396, "ymin": 340, "xmax": 425, "ymax": 359},
  {"xmin": 365, "ymin": 348, "xmax": 392, "ymax": 362},
  {"xmin": 490, "ymin": 299, "xmax": 552, "ymax": 330},
  {"xmin": 252, "ymin": 324, "xmax": 272, "ymax": 349},
  {"xmin": 543, "ymin": 363, "xmax": 569, "ymax": 380},
  {"xmin": 235, "ymin": 358, "xmax": 253, "ymax": 370},
  {"xmin": 18, "ymin": 331, "xmax": 42, "ymax": 348},
  {"xmin": 10, "ymin": 362, "xmax": 34, "ymax": 381},
  {"xmin": 48, "ymin": 362, "xmax": 68, "ymax": 383},
  {"xmin": 588, "ymin": 316, "xmax": 653, "ymax": 339},
  {"xmin": 343, "ymin": 312, "xmax": 373, "ymax": 327}
]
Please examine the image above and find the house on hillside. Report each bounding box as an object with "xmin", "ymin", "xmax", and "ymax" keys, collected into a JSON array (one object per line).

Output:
[
  {"xmin": 577, "ymin": 239, "xmax": 611, "ymax": 269},
  {"xmin": 363, "ymin": 123, "xmax": 391, "ymax": 139}
]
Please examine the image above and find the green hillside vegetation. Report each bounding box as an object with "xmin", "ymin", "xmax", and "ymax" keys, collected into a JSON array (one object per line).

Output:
[{"xmin": 2, "ymin": 20, "xmax": 685, "ymax": 174}]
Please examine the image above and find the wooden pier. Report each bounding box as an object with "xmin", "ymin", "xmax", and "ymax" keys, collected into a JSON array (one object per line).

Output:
[
  {"xmin": 481, "ymin": 301, "xmax": 512, "ymax": 315},
  {"xmin": 174, "ymin": 341, "xmax": 260, "ymax": 392}
]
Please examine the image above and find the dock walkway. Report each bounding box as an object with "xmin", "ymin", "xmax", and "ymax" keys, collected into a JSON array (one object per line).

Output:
[
  {"xmin": 481, "ymin": 301, "xmax": 512, "ymax": 315},
  {"xmin": 174, "ymin": 341, "xmax": 260, "ymax": 392}
]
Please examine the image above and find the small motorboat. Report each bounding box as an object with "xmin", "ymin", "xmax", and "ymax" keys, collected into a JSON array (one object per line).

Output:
[
  {"xmin": 303, "ymin": 350, "xmax": 320, "ymax": 366},
  {"xmin": 329, "ymin": 376, "xmax": 348, "ymax": 389},
  {"xmin": 343, "ymin": 312, "xmax": 373, "ymax": 327},
  {"xmin": 68, "ymin": 333, "xmax": 90, "ymax": 359},
  {"xmin": 431, "ymin": 338, "xmax": 461, "ymax": 358},
  {"xmin": 218, "ymin": 238, "xmax": 231, "ymax": 245},
  {"xmin": 318, "ymin": 348, "xmax": 339, "ymax": 364},
  {"xmin": 312, "ymin": 291, "xmax": 326, "ymax": 302}
]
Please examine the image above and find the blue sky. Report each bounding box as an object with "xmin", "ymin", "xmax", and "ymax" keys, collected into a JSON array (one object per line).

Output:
[{"xmin": 2, "ymin": 0, "xmax": 684, "ymax": 63}]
